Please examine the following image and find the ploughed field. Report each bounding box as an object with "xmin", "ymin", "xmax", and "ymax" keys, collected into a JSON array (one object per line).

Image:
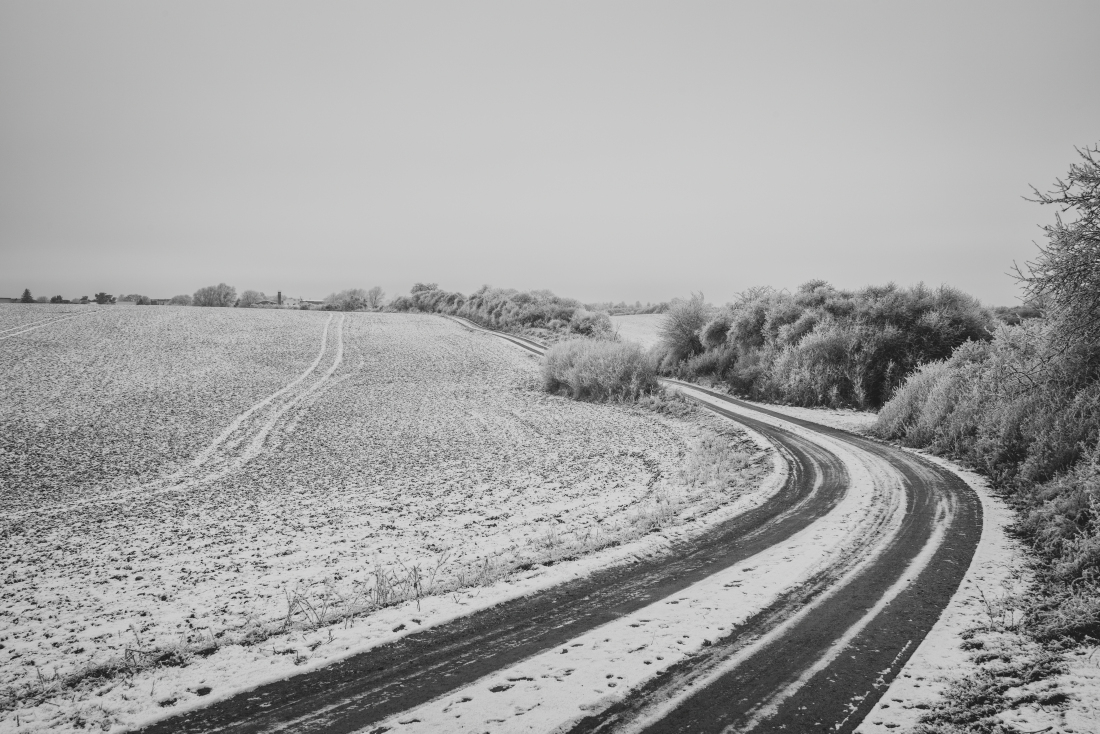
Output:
[{"xmin": 0, "ymin": 305, "xmax": 767, "ymax": 729}]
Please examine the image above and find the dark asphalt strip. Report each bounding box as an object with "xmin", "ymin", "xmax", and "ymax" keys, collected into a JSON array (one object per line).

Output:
[
  {"xmin": 136, "ymin": 410, "xmax": 848, "ymax": 733},
  {"xmin": 569, "ymin": 384, "xmax": 981, "ymax": 734}
]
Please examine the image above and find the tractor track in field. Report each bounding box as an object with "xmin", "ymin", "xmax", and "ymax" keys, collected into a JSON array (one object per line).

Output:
[
  {"xmin": 3, "ymin": 313, "xmax": 349, "ymax": 521},
  {"xmin": 135, "ymin": 314, "xmax": 981, "ymax": 734},
  {"xmin": 0, "ymin": 310, "xmax": 90, "ymax": 340}
]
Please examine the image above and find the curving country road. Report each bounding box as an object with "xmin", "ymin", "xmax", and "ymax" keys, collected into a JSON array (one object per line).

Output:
[{"xmin": 137, "ymin": 316, "xmax": 981, "ymax": 734}]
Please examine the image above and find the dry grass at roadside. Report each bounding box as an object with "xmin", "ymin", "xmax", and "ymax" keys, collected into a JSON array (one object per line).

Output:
[{"xmin": 913, "ymin": 590, "xmax": 1071, "ymax": 734}]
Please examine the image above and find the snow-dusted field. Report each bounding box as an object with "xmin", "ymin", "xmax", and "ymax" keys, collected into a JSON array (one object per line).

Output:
[
  {"xmin": 610, "ymin": 314, "xmax": 665, "ymax": 350},
  {"xmin": 0, "ymin": 307, "xmax": 771, "ymax": 732},
  {"xmin": 3, "ymin": 304, "xmax": 327, "ymax": 509}
]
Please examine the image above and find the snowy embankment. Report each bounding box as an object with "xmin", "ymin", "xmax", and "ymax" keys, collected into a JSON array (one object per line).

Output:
[{"xmin": 0, "ymin": 310, "xmax": 775, "ymax": 733}]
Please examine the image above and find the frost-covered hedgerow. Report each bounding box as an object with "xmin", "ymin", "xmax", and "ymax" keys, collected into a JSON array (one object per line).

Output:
[
  {"xmin": 389, "ymin": 283, "xmax": 613, "ymax": 340},
  {"xmin": 654, "ymin": 282, "xmax": 993, "ymax": 410}
]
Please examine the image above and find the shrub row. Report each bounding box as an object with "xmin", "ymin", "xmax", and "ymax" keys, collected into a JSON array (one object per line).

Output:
[
  {"xmin": 389, "ymin": 283, "xmax": 613, "ymax": 339},
  {"xmin": 876, "ymin": 319, "xmax": 1100, "ymax": 639},
  {"xmin": 654, "ymin": 282, "xmax": 994, "ymax": 410},
  {"xmin": 585, "ymin": 300, "xmax": 669, "ymax": 315}
]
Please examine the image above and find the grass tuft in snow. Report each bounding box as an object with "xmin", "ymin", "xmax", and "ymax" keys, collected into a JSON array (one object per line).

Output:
[
  {"xmin": 914, "ymin": 640, "xmax": 1066, "ymax": 734},
  {"xmin": 912, "ymin": 587, "xmax": 1071, "ymax": 734}
]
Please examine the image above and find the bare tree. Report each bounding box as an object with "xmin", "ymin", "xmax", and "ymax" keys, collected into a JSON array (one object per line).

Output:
[
  {"xmin": 366, "ymin": 286, "xmax": 385, "ymax": 309},
  {"xmin": 1017, "ymin": 144, "xmax": 1100, "ymax": 349},
  {"xmin": 193, "ymin": 283, "xmax": 237, "ymax": 307},
  {"xmin": 168, "ymin": 294, "xmax": 192, "ymax": 306}
]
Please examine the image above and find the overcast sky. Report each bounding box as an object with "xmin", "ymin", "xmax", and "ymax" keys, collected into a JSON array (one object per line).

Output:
[{"xmin": 2, "ymin": 1, "xmax": 1098, "ymax": 305}]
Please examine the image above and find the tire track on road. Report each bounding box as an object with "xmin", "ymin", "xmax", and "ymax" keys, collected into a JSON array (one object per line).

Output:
[{"xmin": 584, "ymin": 381, "xmax": 979, "ymax": 734}]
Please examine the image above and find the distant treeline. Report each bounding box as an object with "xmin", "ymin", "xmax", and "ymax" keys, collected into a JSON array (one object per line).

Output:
[
  {"xmin": 585, "ymin": 300, "xmax": 669, "ymax": 315},
  {"xmin": 656, "ymin": 281, "xmax": 995, "ymax": 411},
  {"xmin": 389, "ymin": 283, "xmax": 614, "ymax": 338},
  {"xmin": 14, "ymin": 285, "xmax": 389, "ymax": 310}
]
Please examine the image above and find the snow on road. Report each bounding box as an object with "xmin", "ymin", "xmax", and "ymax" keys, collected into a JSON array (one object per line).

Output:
[
  {"xmin": 735, "ymin": 399, "xmax": 878, "ymax": 435},
  {"xmin": 358, "ymin": 383, "xmax": 925, "ymax": 733},
  {"xmin": 856, "ymin": 452, "xmax": 1100, "ymax": 734}
]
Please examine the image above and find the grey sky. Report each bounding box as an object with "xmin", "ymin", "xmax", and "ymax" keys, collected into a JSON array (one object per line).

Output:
[{"xmin": 2, "ymin": 1, "xmax": 1097, "ymax": 305}]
